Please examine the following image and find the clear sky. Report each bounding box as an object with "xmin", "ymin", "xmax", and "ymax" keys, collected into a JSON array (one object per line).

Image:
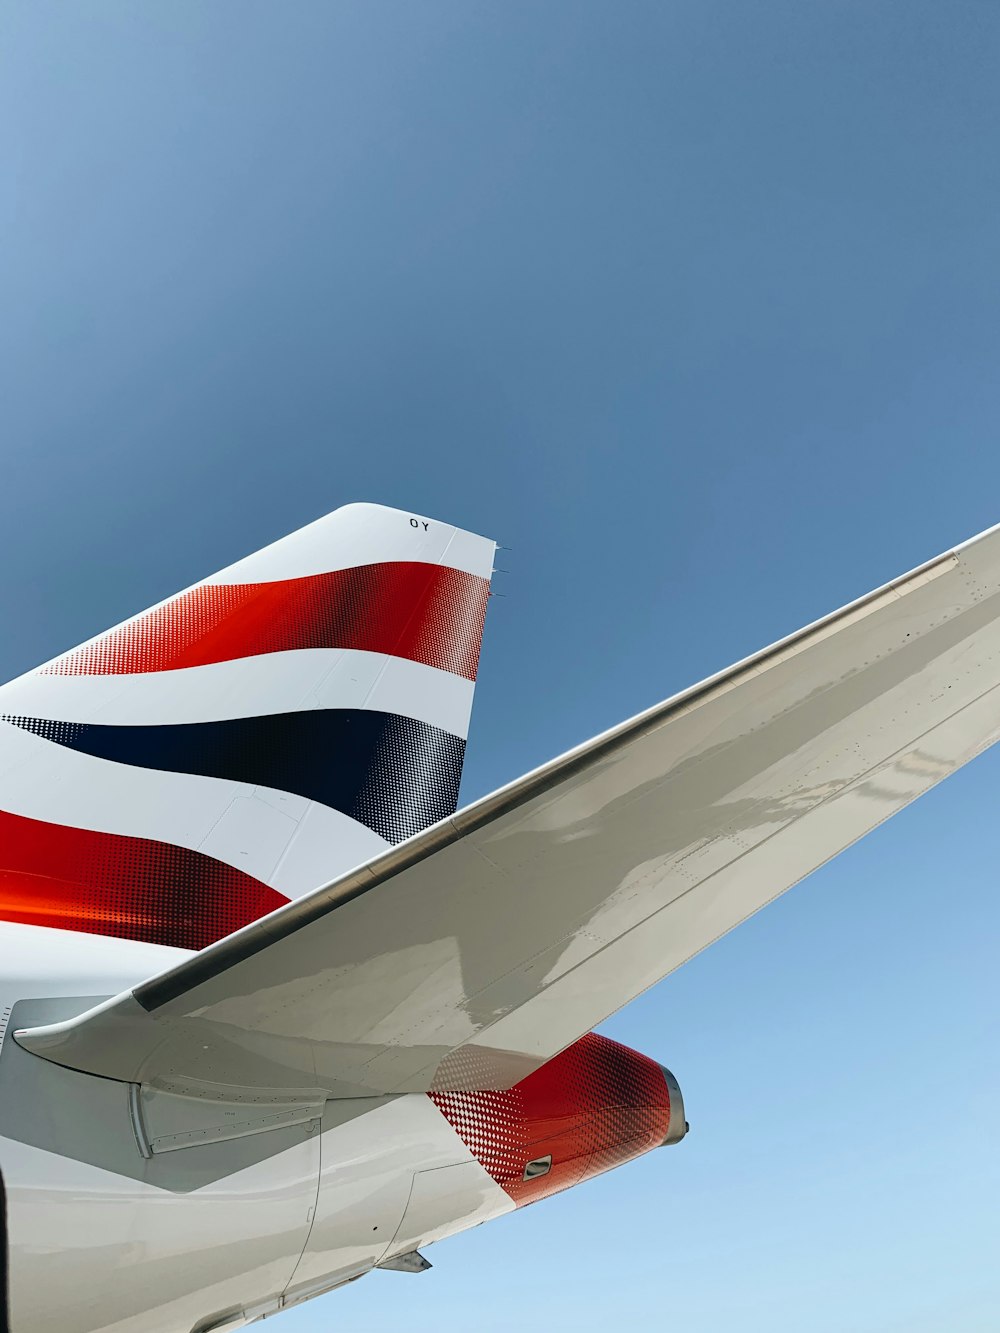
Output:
[{"xmin": 2, "ymin": 3, "xmax": 999, "ymax": 1330}]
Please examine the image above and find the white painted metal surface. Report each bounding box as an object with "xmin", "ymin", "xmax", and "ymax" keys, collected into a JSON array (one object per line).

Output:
[
  {"xmin": 1, "ymin": 649, "xmax": 478, "ymax": 738},
  {"xmin": 0, "ymin": 929, "xmax": 512, "ymax": 1333},
  {"xmin": 203, "ymin": 503, "xmax": 495, "ymax": 585}
]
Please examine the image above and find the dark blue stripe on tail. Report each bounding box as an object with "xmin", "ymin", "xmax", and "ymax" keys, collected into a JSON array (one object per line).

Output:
[{"xmin": 1, "ymin": 711, "xmax": 465, "ymax": 845}]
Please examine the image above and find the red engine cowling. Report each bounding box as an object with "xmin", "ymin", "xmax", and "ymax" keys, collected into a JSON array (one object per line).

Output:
[{"xmin": 431, "ymin": 1032, "xmax": 686, "ymax": 1207}]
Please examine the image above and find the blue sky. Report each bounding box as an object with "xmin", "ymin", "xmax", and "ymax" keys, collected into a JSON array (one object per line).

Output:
[{"xmin": 2, "ymin": 3, "xmax": 999, "ymax": 1329}]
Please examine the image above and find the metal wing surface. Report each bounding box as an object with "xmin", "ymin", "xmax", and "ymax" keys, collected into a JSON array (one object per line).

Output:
[{"xmin": 18, "ymin": 524, "xmax": 1000, "ymax": 1096}]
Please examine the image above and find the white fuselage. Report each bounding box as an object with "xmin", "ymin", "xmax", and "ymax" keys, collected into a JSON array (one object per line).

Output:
[{"xmin": 0, "ymin": 923, "xmax": 513, "ymax": 1333}]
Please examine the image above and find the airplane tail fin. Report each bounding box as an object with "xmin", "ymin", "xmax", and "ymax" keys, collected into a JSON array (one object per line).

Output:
[{"xmin": 0, "ymin": 503, "xmax": 494, "ymax": 949}]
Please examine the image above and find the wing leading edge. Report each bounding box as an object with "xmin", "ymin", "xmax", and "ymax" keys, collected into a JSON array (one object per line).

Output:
[{"xmin": 18, "ymin": 524, "xmax": 1000, "ymax": 1096}]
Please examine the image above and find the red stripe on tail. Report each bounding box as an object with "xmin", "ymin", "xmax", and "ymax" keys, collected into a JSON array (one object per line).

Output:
[
  {"xmin": 0, "ymin": 808, "xmax": 287, "ymax": 949},
  {"xmin": 43, "ymin": 563, "xmax": 490, "ymax": 681}
]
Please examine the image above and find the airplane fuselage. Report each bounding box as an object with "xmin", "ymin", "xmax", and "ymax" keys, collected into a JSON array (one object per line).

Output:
[
  {"xmin": 0, "ymin": 923, "xmax": 510, "ymax": 1331},
  {"xmin": 0, "ymin": 922, "xmax": 679, "ymax": 1333}
]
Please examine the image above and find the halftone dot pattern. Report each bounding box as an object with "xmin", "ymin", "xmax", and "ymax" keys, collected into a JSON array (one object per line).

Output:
[
  {"xmin": 429, "ymin": 1043, "xmax": 509, "ymax": 1095},
  {"xmin": 431, "ymin": 1033, "xmax": 673, "ymax": 1207},
  {"xmin": 2, "ymin": 710, "xmax": 466, "ymax": 845},
  {"xmin": 42, "ymin": 563, "xmax": 490, "ymax": 681},
  {"xmin": 354, "ymin": 715, "xmax": 466, "ymax": 842},
  {"xmin": 433, "ymin": 1086, "xmax": 529, "ymax": 1185},
  {"xmin": 0, "ymin": 807, "xmax": 287, "ymax": 948}
]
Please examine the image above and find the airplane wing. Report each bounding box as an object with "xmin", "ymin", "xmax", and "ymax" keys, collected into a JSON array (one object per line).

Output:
[{"xmin": 17, "ymin": 523, "xmax": 1000, "ymax": 1098}]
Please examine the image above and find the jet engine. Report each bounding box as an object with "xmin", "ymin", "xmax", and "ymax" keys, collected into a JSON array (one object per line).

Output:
[{"xmin": 431, "ymin": 1032, "xmax": 687, "ymax": 1207}]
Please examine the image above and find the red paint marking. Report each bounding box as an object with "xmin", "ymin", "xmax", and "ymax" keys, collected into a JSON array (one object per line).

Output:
[
  {"xmin": 0, "ymin": 808, "xmax": 287, "ymax": 950},
  {"xmin": 44, "ymin": 563, "xmax": 490, "ymax": 681},
  {"xmin": 431, "ymin": 1033, "xmax": 672, "ymax": 1206}
]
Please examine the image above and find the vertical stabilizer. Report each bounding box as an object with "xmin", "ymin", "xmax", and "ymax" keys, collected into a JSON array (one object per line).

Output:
[{"xmin": 0, "ymin": 504, "xmax": 494, "ymax": 949}]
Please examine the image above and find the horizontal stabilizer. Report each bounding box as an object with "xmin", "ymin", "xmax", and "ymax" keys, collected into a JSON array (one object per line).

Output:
[{"xmin": 17, "ymin": 523, "xmax": 1000, "ymax": 1096}]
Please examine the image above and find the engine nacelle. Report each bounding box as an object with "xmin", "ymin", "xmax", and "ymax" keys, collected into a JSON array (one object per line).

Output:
[{"xmin": 431, "ymin": 1032, "xmax": 686, "ymax": 1207}]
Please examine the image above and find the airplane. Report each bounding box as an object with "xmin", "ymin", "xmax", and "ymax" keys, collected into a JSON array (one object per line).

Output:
[{"xmin": 2, "ymin": 501, "xmax": 999, "ymax": 1333}]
